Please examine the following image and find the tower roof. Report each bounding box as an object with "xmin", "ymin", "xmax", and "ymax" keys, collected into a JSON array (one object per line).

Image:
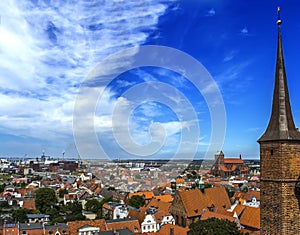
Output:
[{"xmin": 258, "ymin": 8, "xmax": 300, "ymax": 142}]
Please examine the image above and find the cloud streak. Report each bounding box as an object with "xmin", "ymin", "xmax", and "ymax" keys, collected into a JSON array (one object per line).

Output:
[{"xmin": 0, "ymin": 0, "xmax": 176, "ymax": 157}]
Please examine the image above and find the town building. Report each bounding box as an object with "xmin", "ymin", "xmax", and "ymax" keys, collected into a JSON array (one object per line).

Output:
[
  {"xmin": 258, "ymin": 7, "xmax": 300, "ymax": 234},
  {"xmin": 210, "ymin": 151, "xmax": 249, "ymax": 177},
  {"xmin": 169, "ymin": 187, "xmax": 231, "ymax": 227}
]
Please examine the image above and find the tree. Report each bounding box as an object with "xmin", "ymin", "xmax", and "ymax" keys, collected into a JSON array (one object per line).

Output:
[
  {"xmin": 58, "ymin": 189, "xmax": 68, "ymax": 198},
  {"xmin": 85, "ymin": 199, "xmax": 101, "ymax": 213},
  {"xmin": 188, "ymin": 218, "xmax": 244, "ymax": 235},
  {"xmin": 0, "ymin": 183, "xmax": 6, "ymax": 193},
  {"xmin": 96, "ymin": 197, "xmax": 117, "ymax": 219},
  {"xmin": 35, "ymin": 188, "xmax": 57, "ymax": 213},
  {"xmin": 128, "ymin": 195, "xmax": 145, "ymax": 209},
  {"xmin": 61, "ymin": 201, "xmax": 85, "ymax": 222},
  {"xmin": 12, "ymin": 208, "xmax": 31, "ymax": 223}
]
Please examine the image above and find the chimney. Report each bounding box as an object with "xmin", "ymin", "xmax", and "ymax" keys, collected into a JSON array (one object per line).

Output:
[
  {"xmin": 169, "ymin": 227, "xmax": 174, "ymax": 235},
  {"xmin": 201, "ymin": 208, "xmax": 206, "ymax": 217}
]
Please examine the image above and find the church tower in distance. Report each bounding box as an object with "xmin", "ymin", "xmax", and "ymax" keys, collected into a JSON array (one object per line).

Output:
[{"xmin": 258, "ymin": 7, "xmax": 300, "ymax": 235}]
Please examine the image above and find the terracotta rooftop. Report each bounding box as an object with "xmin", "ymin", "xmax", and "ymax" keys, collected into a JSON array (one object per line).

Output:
[
  {"xmin": 175, "ymin": 178, "xmax": 185, "ymax": 184},
  {"xmin": 220, "ymin": 165, "xmax": 236, "ymax": 172},
  {"xmin": 179, "ymin": 189, "xmax": 212, "ymax": 217},
  {"xmin": 204, "ymin": 187, "xmax": 231, "ymax": 212},
  {"xmin": 22, "ymin": 199, "xmax": 35, "ymax": 210},
  {"xmin": 154, "ymin": 210, "xmax": 170, "ymax": 224},
  {"xmin": 224, "ymin": 158, "xmax": 244, "ymax": 164},
  {"xmin": 156, "ymin": 223, "xmax": 189, "ymax": 235},
  {"xmin": 154, "ymin": 194, "xmax": 173, "ymax": 203},
  {"xmin": 233, "ymin": 204, "xmax": 246, "ymax": 217},
  {"xmin": 234, "ymin": 191, "xmax": 260, "ymax": 202},
  {"xmin": 239, "ymin": 206, "xmax": 260, "ymax": 230},
  {"xmin": 201, "ymin": 210, "xmax": 236, "ymax": 223},
  {"xmin": 176, "ymin": 187, "xmax": 231, "ymax": 218},
  {"xmin": 129, "ymin": 191, "xmax": 154, "ymax": 200},
  {"xmin": 106, "ymin": 218, "xmax": 141, "ymax": 234},
  {"xmin": 67, "ymin": 219, "xmax": 106, "ymax": 235},
  {"xmin": 144, "ymin": 198, "xmax": 171, "ymax": 212},
  {"xmin": 127, "ymin": 209, "xmax": 146, "ymax": 224}
]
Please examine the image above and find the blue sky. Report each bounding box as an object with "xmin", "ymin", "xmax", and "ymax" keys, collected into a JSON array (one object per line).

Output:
[{"xmin": 0, "ymin": 0, "xmax": 300, "ymax": 160}]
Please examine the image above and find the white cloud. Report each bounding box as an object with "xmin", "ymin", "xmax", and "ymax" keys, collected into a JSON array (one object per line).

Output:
[
  {"xmin": 206, "ymin": 8, "xmax": 216, "ymax": 17},
  {"xmin": 0, "ymin": 0, "xmax": 176, "ymax": 157},
  {"xmin": 240, "ymin": 27, "xmax": 249, "ymax": 34}
]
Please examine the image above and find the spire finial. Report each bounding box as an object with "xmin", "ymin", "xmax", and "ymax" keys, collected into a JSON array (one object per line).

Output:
[{"xmin": 277, "ymin": 6, "xmax": 282, "ymax": 25}]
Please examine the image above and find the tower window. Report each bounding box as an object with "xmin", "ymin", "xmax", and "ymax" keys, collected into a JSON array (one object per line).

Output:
[{"xmin": 270, "ymin": 149, "xmax": 273, "ymax": 155}]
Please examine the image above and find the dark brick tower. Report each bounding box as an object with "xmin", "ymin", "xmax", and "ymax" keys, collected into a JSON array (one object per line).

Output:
[{"xmin": 258, "ymin": 7, "xmax": 300, "ymax": 235}]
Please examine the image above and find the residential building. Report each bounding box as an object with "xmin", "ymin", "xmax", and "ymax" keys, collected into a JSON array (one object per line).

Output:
[
  {"xmin": 169, "ymin": 187, "xmax": 231, "ymax": 227},
  {"xmin": 27, "ymin": 214, "xmax": 50, "ymax": 224}
]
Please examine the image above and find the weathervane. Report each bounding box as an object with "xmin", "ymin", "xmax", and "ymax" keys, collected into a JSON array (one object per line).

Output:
[{"xmin": 277, "ymin": 6, "xmax": 282, "ymax": 25}]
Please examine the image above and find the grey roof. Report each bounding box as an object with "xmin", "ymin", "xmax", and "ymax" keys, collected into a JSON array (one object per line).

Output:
[
  {"xmin": 5, "ymin": 224, "xmax": 16, "ymax": 228},
  {"xmin": 98, "ymin": 228, "xmax": 133, "ymax": 235},
  {"xmin": 105, "ymin": 217, "xmax": 137, "ymax": 224},
  {"xmin": 45, "ymin": 223, "xmax": 68, "ymax": 231},
  {"xmin": 258, "ymin": 25, "xmax": 300, "ymax": 142},
  {"xmin": 27, "ymin": 214, "xmax": 50, "ymax": 219},
  {"xmin": 19, "ymin": 223, "xmax": 43, "ymax": 230}
]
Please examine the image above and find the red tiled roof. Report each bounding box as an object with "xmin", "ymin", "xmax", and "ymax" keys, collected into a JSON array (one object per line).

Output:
[
  {"xmin": 234, "ymin": 191, "xmax": 260, "ymax": 202},
  {"xmin": 154, "ymin": 210, "xmax": 170, "ymax": 224},
  {"xmin": 233, "ymin": 204, "xmax": 245, "ymax": 217},
  {"xmin": 204, "ymin": 187, "xmax": 231, "ymax": 212},
  {"xmin": 177, "ymin": 187, "xmax": 231, "ymax": 218},
  {"xmin": 22, "ymin": 199, "xmax": 35, "ymax": 210},
  {"xmin": 106, "ymin": 219, "xmax": 141, "ymax": 233},
  {"xmin": 129, "ymin": 191, "xmax": 154, "ymax": 200},
  {"xmin": 224, "ymin": 158, "xmax": 244, "ymax": 164},
  {"xmin": 176, "ymin": 178, "xmax": 185, "ymax": 184},
  {"xmin": 144, "ymin": 198, "xmax": 171, "ymax": 212},
  {"xmin": 67, "ymin": 219, "xmax": 106, "ymax": 235},
  {"xmin": 239, "ymin": 206, "xmax": 260, "ymax": 230},
  {"xmin": 220, "ymin": 165, "xmax": 234, "ymax": 172},
  {"xmin": 17, "ymin": 188, "xmax": 34, "ymax": 197},
  {"xmin": 154, "ymin": 194, "xmax": 173, "ymax": 203},
  {"xmin": 201, "ymin": 210, "xmax": 236, "ymax": 223},
  {"xmin": 127, "ymin": 209, "xmax": 146, "ymax": 224},
  {"xmin": 179, "ymin": 189, "xmax": 212, "ymax": 217},
  {"xmin": 94, "ymin": 187, "xmax": 101, "ymax": 195},
  {"xmin": 156, "ymin": 223, "xmax": 189, "ymax": 235}
]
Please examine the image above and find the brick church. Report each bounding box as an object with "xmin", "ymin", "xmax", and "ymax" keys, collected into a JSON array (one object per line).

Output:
[
  {"xmin": 258, "ymin": 7, "xmax": 300, "ymax": 234},
  {"xmin": 210, "ymin": 151, "xmax": 248, "ymax": 177}
]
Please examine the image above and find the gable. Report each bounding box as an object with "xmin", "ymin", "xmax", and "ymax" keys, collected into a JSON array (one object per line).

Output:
[
  {"xmin": 204, "ymin": 187, "xmax": 231, "ymax": 211},
  {"xmin": 169, "ymin": 190, "xmax": 187, "ymax": 217}
]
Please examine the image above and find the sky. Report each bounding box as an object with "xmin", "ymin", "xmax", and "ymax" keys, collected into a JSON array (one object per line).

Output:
[{"xmin": 1, "ymin": 0, "xmax": 300, "ymax": 160}]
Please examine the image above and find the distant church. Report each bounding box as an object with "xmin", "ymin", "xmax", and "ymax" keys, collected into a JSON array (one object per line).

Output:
[
  {"xmin": 258, "ymin": 7, "xmax": 300, "ymax": 234},
  {"xmin": 210, "ymin": 151, "xmax": 248, "ymax": 177}
]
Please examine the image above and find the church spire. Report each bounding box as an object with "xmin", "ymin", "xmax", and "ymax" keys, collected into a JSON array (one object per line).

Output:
[{"xmin": 258, "ymin": 7, "xmax": 300, "ymax": 142}]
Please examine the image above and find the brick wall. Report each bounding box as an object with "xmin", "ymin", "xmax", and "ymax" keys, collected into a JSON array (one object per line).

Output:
[{"xmin": 260, "ymin": 141, "xmax": 300, "ymax": 235}]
